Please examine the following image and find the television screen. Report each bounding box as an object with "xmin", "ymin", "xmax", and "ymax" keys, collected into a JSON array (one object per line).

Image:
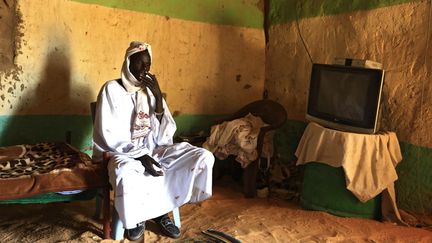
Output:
[{"xmin": 306, "ymin": 63, "xmax": 384, "ymax": 134}]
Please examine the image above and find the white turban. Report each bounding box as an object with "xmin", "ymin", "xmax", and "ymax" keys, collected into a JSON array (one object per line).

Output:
[{"xmin": 121, "ymin": 41, "xmax": 153, "ymax": 93}]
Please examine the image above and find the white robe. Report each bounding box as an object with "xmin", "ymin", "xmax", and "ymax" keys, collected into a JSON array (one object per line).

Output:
[{"xmin": 92, "ymin": 80, "xmax": 214, "ymax": 229}]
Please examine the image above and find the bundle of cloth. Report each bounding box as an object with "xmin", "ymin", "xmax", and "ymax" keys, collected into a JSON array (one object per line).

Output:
[{"xmin": 203, "ymin": 113, "xmax": 274, "ymax": 168}]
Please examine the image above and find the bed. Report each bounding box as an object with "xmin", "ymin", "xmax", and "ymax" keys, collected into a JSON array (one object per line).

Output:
[{"xmin": 0, "ymin": 142, "xmax": 111, "ymax": 238}]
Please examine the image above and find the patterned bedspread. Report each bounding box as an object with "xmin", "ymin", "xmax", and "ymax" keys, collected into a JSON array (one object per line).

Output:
[
  {"xmin": 0, "ymin": 142, "xmax": 93, "ymax": 179},
  {"xmin": 0, "ymin": 142, "xmax": 107, "ymax": 200}
]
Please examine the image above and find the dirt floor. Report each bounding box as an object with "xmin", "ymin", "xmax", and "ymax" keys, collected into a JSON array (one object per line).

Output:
[{"xmin": 0, "ymin": 179, "xmax": 431, "ymax": 243}]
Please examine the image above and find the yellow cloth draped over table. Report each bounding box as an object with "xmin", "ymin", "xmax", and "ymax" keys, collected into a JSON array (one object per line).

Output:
[{"xmin": 295, "ymin": 122, "xmax": 405, "ymax": 224}]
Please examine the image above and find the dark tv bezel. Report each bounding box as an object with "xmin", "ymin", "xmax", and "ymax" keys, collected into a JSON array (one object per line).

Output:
[{"xmin": 305, "ymin": 63, "xmax": 385, "ymax": 134}]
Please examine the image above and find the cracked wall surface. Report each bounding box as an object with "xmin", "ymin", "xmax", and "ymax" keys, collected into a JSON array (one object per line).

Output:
[
  {"xmin": 0, "ymin": 0, "xmax": 24, "ymax": 110},
  {"xmin": 0, "ymin": 0, "xmax": 15, "ymax": 72}
]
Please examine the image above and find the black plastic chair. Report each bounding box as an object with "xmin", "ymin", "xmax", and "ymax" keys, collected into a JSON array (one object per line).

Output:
[{"xmin": 216, "ymin": 99, "xmax": 287, "ymax": 197}]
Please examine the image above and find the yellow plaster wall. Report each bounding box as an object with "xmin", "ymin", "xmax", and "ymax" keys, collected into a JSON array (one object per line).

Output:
[{"xmin": 0, "ymin": 0, "xmax": 264, "ymax": 115}]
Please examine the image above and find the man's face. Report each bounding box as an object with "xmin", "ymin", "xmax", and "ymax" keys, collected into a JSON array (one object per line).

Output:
[{"xmin": 129, "ymin": 51, "xmax": 151, "ymax": 82}]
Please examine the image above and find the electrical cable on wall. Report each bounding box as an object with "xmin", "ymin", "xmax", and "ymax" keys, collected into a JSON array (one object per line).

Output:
[
  {"xmin": 295, "ymin": 0, "xmax": 313, "ymax": 64},
  {"xmin": 418, "ymin": 0, "xmax": 432, "ymax": 147},
  {"xmin": 415, "ymin": 0, "xmax": 432, "ymax": 218}
]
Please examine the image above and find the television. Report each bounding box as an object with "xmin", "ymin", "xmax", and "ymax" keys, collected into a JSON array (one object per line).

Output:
[{"xmin": 305, "ymin": 63, "xmax": 385, "ymax": 134}]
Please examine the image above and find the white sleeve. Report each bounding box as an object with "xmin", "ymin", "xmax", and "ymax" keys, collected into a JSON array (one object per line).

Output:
[{"xmin": 150, "ymin": 98, "xmax": 176, "ymax": 146}]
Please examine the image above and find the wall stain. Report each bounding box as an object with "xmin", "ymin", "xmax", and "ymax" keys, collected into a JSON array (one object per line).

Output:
[
  {"xmin": 0, "ymin": 0, "xmax": 24, "ymax": 109},
  {"xmin": 243, "ymin": 84, "xmax": 252, "ymax": 89}
]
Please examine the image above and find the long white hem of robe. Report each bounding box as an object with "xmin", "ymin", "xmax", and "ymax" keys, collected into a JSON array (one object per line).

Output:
[{"xmin": 109, "ymin": 142, "xmax": 214, "ymax": 229}]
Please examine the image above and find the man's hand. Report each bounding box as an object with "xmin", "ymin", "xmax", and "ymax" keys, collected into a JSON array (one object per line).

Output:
[
  {"xmin": 142, "ymin": 73, "xmax": 164, "ymax": 120},
  {"xmin": 138, "ymin": 154, "xmax": 163, "ymax": 177},
  {"xmin": 142, "ymin": 73, "xmax": 163, "ymax": 102}
]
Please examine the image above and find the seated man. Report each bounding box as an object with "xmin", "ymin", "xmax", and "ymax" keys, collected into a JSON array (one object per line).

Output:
[{"xmin": 92, "ymin": 41, "xmax": 214, "ymax": 241}]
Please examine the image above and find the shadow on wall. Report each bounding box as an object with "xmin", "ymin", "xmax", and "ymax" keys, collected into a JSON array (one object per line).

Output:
[
  {"xmin": 0, "ymin": 40, "xmax": 92, "ymax": 150},
  {"xmin": 203, "ymin": 14, "xmax": 263, "ymax": 114},
  {"xmin": 174, "ymin": 13, "xmax": 265, "ymax": 136}
]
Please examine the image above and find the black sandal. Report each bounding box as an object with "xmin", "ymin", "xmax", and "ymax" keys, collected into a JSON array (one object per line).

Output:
[
  {"xmin": 154, "ymin": 214, "xmax": 181, "ymax": 239},
  {"xmin": 126, "ymin": 221, "xmax": 145, "ymax": 241}
]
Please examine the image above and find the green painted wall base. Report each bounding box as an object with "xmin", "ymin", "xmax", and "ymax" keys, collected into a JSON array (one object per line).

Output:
[
  {"xmin": 0, "ymin": 115, "xmax": 93, "ymax": 152},
  {"xmin": 173, "ymin": 114, "xmax": 226, "ymax": 137},
  {"xmin": 0, "ymin": 114, "xmax": 225, "ymax": 154},
  {"xmin": 274, "ymin": 119, "xmax": 307, "ymax": 163},
  {"xmin": 301, "ymin": 162, "xmax": 382, "ymax": 219},
  {"xmin": 397, "ymin": 142, "xmax": 432, "ymax": 214}
]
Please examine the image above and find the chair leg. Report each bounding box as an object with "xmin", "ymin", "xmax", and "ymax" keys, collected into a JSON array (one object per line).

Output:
[
  {"xmin": 111, "ymin": 206, "xmax": 124, "ymax": 240},
  {"xmin": 243, "ymin": 160, "xmax": 258, "ymax": 198},
  {"xmin": 94, "ymin": 189, "xmax": 103, "ymax": 219},
  {"xmin": 172, "ymin": 207, "xmax": 181, "ymax": 228},
  {"xmin": 102, "ymin": 187, "xmax": 111, "ymax": 239}
]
